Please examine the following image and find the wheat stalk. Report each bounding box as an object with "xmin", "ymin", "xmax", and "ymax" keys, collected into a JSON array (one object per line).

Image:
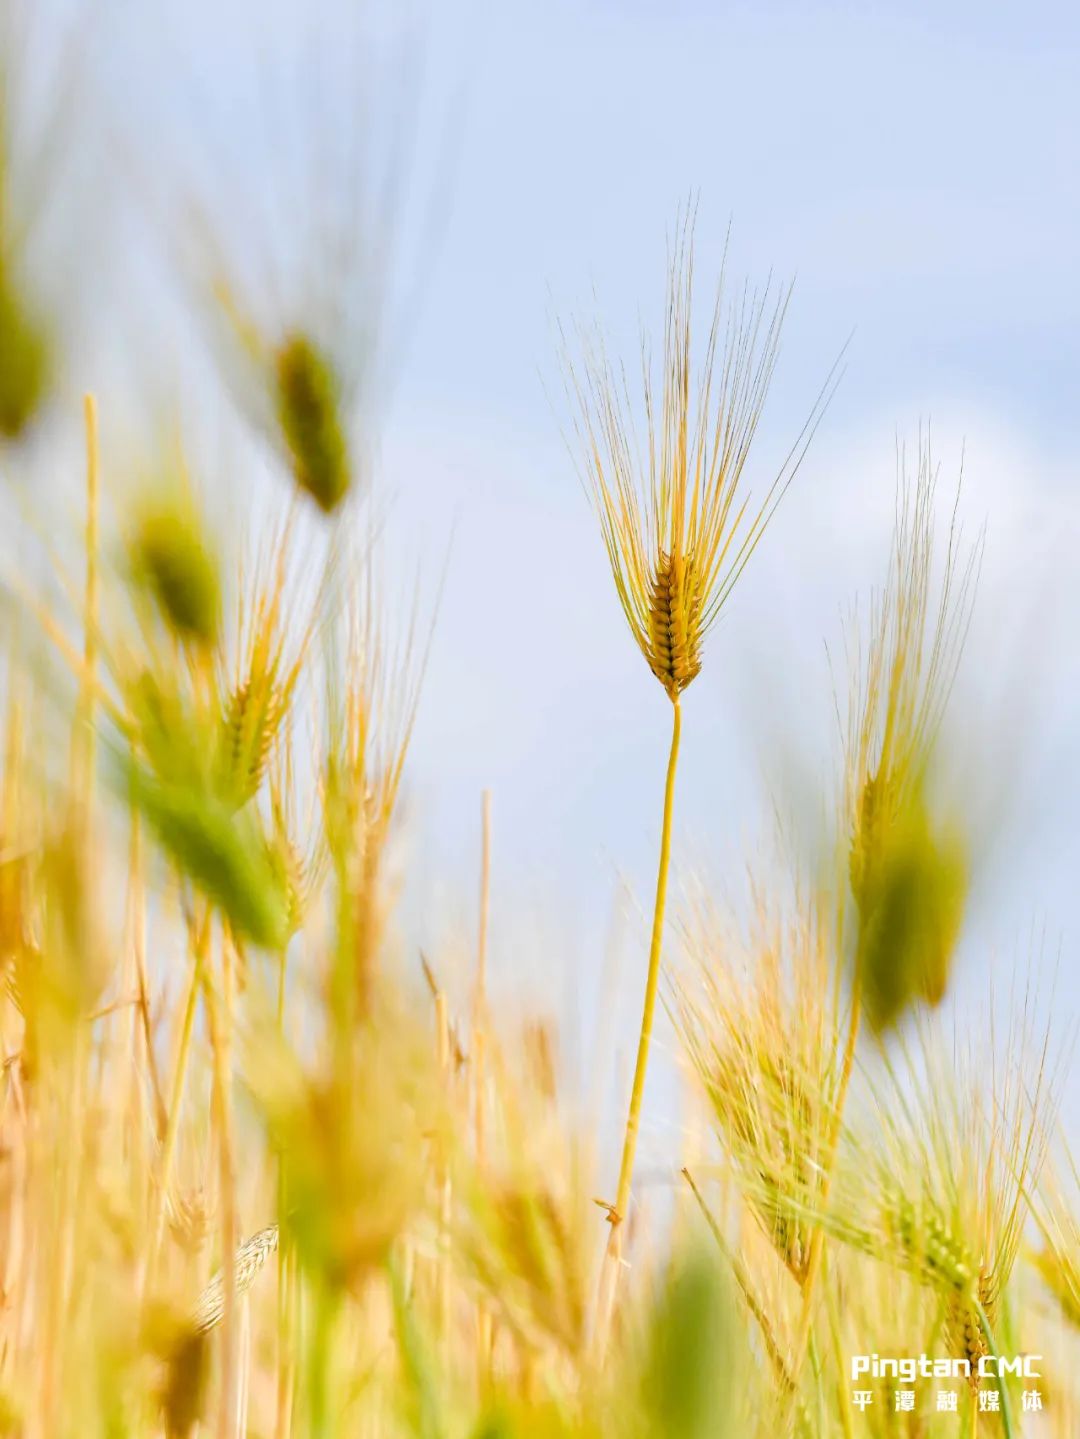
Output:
[{"xmin": 564, "ymin": 207, "xmax": 835, "ymax": 1356}]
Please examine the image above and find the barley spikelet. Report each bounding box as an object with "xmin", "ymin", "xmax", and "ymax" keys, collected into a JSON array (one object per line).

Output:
[
  {"xmin": 711, "ymin": 1046, "xmax": 815, "ymax": 1283},
  {"xmin": 674, "ymin": 878, "xmax": 839, "ymax": 1286},
  {"xmin": 266, "ymin": 790, "xmax": 317, "ymax": 940},
  {"xmin": 885, "ymin": 1188, "xmax": 974, "ymax": 1295},
  {"xmin": 647, "ymin": 551, "xmax": 703, "ymax": 700},
  {"xmin": 833, "ymin": 1007, "xmax": 1053, "ymax": 1366},
  {"xmin": 192, "ymin": 1224, "xmax": 279, "ymax": 1334},
  {"xmin": 222, "ymin": 675, "xmax": 282, "ymax": 807},
  {"xmin": 945, "ymin": 1267, "xmax": 997, "ymax": 1385}
]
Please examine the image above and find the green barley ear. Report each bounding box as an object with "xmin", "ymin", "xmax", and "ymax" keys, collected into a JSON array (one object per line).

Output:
[
  {"xmin": 830, "ymin": 1013, "xmax": 1051, "ymax": 1416},
  {"xmin": 0, "ymin": 252, "xmax": 51, "ymax": 439},
  {"xmin": 129, "ymin": 487, "xmax": 222, "ymax": 647},
  {"xmin": 273, "ymin": 332, "xmax": 351, "ymax": 513},
  {"xmin": 639, "ymin": 1250, "xmax": 738, "ymax": 1439},
  {"xmin": 127, "ymin": 758, "xmax": 287, "ymax": 949},
  {"xmin": 854, "ymin": 776, "xmax": 968, "ymax": 1033},
  {"xmin": 882, "ymin": 1185, "xmax": 976, "ymax": 1296}
]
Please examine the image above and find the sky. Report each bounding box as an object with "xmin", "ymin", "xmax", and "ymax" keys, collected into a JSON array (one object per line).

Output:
[{"xmin": 5, "ymin": 0, "xmax": 1080, "ymax": 1158}]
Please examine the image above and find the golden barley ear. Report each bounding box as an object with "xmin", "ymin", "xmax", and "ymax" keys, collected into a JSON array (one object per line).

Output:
[
  {"xmin": 647, "ymin": 551, "xmax": 703, "ymax": 700},
  {"xmin": 945, "ymin": 1267, "xmax": 999, "ymax": 1387},
  {"xmin": 192, "ymin": 1224, "xmax": 280, "ymax": 1334},
  {"xmin": 221, "ymin": 673, "xmax": 283, "ymax": 808}
]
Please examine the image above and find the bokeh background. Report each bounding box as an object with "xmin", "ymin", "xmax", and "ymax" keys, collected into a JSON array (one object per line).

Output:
[{"xmin": 4, "ymin": 0, "xmax": 1079, "ymax": 1154}]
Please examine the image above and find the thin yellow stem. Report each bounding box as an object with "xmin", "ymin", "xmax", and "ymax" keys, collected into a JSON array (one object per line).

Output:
[
  {"xmin": 787, "ymin": 955, "xmax": 863, "ymax": 1404},
  {"xmin": 73, "ymin": 393, "xmax": 99, "ymax": 794},
  {"xmin": 40, "ymin": 398, "xmax": 100, "ymax": 1434},
  {"xmin": 594, "ymin": 697, "xmax": 681, "ymax": 1357},
  {"xmin": 207, "ymin": 931, "xmax": 239, "ymax": 1438},
  {"xmin": 823, "ymin": 1251, "xmax": 854, "ymax": 1439},
  {"xmin": 473, "ymin": 790, "xmax": 493, "ymax": 1385},
  {"xmin": 236, "ymin": 1294, "xmax": 251, "ymax": 1439},
  {"xmin": 476, "ymin": 789, "xmax": 492, "ymax": 1024},
  {"xmin": 682, "ymin": 1166, "xmax": 795, "ymax": 1396},
  {"xmin": 274, "ymin": 943, "xmax": 295, "ymax": 1439},
  {"xmin": 434, "ymin": 987, "xmax": 453, "ymax": 1361},
  {"xmin": 145, "ymin": 909, "xmax": 209, "ymax": 1291},
  {"xmin": 123, "ymin": 815, "xmax": 148, "ymax": 1211}
]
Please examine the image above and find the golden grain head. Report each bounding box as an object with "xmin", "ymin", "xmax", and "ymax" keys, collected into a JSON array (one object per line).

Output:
[
  {"xmin": 646, "ymin": 550, "xmax": 703, "ymax": 700},
  {"xmin": 265, "ymin": 805, "xmax": 312, "ymax": 940},
  {"xmin": 945, "ymin": 1269, "xmax": 998, "ymax": 1384},
  {"xmin": 192, "ymin": 1225, "xmax": 280, "ymax": 1334},
  {"xmin": 273, "ymin": 331, "xmax": 351, "ymax": 514},
  {"xmin": 564, "ymin": 209, "xmax": 835, "ymax": 705},
  {"xmin": 220, "ymin": 673, "xmax": 283, "ymax": 808}
]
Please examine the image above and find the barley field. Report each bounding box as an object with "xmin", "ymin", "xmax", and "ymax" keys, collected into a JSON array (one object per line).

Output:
[{"xmin": 0, "ymin": 3, "xmax": 1078, "ymax": 1437}]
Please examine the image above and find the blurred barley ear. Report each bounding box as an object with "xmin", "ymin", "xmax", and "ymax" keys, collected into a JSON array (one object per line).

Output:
[
  {"xmin": 0, "ymin": 250, "xmax": 52, "ymax": 440},
  {"xmin": 129, "ymin": 488, "xmax": 222, "ymax": 648},
  {"xmin": 786, "ymin": 438, "xmax": 981, "ymax": 1408},
  {"xmin": 273, "ymin": 333, "xmax": 351, "ymax": 514}
]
